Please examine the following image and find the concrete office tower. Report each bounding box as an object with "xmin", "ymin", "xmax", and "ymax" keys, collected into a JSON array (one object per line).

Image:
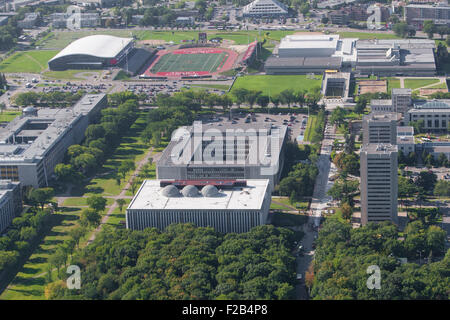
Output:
[
  {"xmin": 392, "ymin": 88, "xmax": 412, "ymax": 114},
  {"xmin": 360, "ymin": 144, "xmax": 398, "ymax": 225},
  {"xmin": 362, "ymin": 113, "xmax": 398, "ymax": 145}
]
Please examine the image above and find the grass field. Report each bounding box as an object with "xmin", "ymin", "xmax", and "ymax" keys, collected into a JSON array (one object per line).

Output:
[
  {"xmin": 232, "ymin": 75, "xmax": 322, "ymax": 96},
  {"xmin": 426, "ymin": 82, "xmax": 448, "ymax": 89},
  {"xmin": 303, "ymin": 115, "xmax": 318, "ymax": 142},
  {"xmin": 150, "ymin": 51, "xmax": 228, "ymax": 74},
  {"xmin": 338, "ymin": 32, "xmax": 400, "ymax": 40},
  {"xmin": 404, "ymin": 78, "xmax": 440, "ymax": 90},
  {"xmin": 40, "ymin": 30, "xmax": 296, "ymax": 50},
  {"xmin": 39, "ymin": 29, "xmax": 402, "ymax": 50},
  {"xmin": 386, "ymin": 78, "xmax": 401, "ymax": 91},
  {"xmin": 0, "ymin": 50, "xmax": 57, "ymax": 73},
  {"xmin": 0, "ymin": 111, "xmax": 20, "ymax": 122},
  {"xmin": 190, "ymin": 84, "xmax": 230, "ymax": 91},
  {"xmin": 42, "ymin": 70, "xmax": 101, "ymax": 80}
]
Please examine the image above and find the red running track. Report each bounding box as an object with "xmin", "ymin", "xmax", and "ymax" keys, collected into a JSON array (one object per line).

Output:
[{"xmin": 143, "ymin": 47, "xmax": 239, "ymax": 78}]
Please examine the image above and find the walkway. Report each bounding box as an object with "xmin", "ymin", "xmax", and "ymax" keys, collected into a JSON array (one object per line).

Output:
[
  {"xmin": 87, "ymin": 146, "xmax": 157, "ymax": 244},
  {"xmin": 295, "ymin": 116, "xmax": 337, "ymax": 300}
]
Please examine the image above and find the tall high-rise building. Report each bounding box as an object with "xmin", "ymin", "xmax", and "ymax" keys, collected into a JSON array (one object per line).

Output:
[
  {"xmin": 362, "ymin": 113, "xmax": 398, "ymax": 145},
  {"xmin": 360, "ymin": 144, "xmax": 398, "ymax": 225},
  {"xmin": 392, "ymin": 88, "xmax": 412, "ymax": 114}
]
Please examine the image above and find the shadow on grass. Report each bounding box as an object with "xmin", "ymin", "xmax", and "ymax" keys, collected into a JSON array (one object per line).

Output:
[
  {"xmin": 12, "ymin": 275, "xmax": 46, "ymax": 287},
  {"xmin": 59, "ymin": 207, "xmax": 81, "ymax": 213},
  {"xmin": 28, "ymin": 256, "xmax": 46, "ymax": 265}
]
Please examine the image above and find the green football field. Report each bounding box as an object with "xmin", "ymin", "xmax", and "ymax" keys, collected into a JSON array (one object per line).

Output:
[{"xmin": 150, "ymin": 52, "xmax": 228, "ymax": 74}]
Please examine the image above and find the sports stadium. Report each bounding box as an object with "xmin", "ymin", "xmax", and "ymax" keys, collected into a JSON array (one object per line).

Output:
[
  {"xmin": 141, "ymin": 41, "xmax": 257, "ymax": 79},
  {"xmin": 48, "ymin": 34, "xmax": 258, "ymax": 79}
]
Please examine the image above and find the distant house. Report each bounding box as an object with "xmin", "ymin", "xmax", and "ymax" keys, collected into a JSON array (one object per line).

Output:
[
  {"xmin": 17, "ymin": 12, "xmax": 40, "ymax": 29},
  {"xmin": 176, "ymin": 16, "xmax": 194, "ymax": 25}
]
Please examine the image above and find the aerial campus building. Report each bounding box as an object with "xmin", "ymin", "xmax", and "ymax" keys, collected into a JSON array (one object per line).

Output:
[
  {"xmin": 265, "ymin": 34, "xmax": 357, "ymax": 74},
  {"xmin": 48, "ymin": 35, "xmax": 134, "ymax": 71},
  {"xmin": 264, "ymin": 36, "xmax": 437, "ymax": 76},
  {"xmin": 355, "ymin": 39, "xmax": 436, "ymax": 76},
  {"xmin": 126, "ymin": 179, "xmax": 272, "ymax": 233},
  {"xmin": 362, "ymin": 113, "xmax": 398, "ymax": 145},
  {"xmin": 156, "ymin": 121, "xmax": 288, "ymax": 189},
  {"xmin": 405, "ymin": 2, "xmax": 450, "ymax": 30},
  {"xmin": 370, "ymin": 89, "xmax": 413, "ymax": 115},
  {"xmin": 0, "ymin": 180, "xmax": 21, "ymax": 234},
  {"xmin": 0, "ymin": 94, "xmax": 107, "ymax": 188},
  {"xmin": 242, "ymin": 0, "xmax": 289, "ymax": 18},
  {"xmin": 360, "ymin": 144, "xmax": 398, "ymax": 226},
  {"xmin": 405, "ymin": 99, "xmax": 450, "ymax": 131}
]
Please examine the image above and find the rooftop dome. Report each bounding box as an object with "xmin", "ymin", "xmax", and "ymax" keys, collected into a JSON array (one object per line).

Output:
[
  {"xmin": 201, "ymin": 185, "xmax": 219, "ymax": 197},
  {"xmin": 181, "ymin": 185, "xmax": 200, "ymax": 197},
  {"xmin": 23, "ymin": 106, "xmax": 37, "ymax": 116},
  {"xmin": 161, "ymin": 184, "xmax": 181, "ymax": 197}
]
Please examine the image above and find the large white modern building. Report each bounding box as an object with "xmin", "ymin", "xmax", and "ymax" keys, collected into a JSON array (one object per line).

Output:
[
  {"xmin": 48, "ymin": 35, "xmax": 134, "ymax": 71},
  {"xmin": 242, "ymin": 0, "xmax": 289, "ymax": 18},
  {"xmin": 126, "ymin": 179, "xmax": 272, "ymax": 233},
  {"xmin": 0, "ymin": 180, "xmax": 21, "ymax": 234},
  {"xmin": 0, "ymin": 94, "xmax": 107, "ymax": 187},
  {"xmin": 265, "ymin": 34, "xmax": 357, "ymax": 74}
]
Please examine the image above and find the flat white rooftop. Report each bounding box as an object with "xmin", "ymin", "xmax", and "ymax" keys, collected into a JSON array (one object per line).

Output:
[{"xmin": 128, "ymin": 179, "xmax": 270, "ymax": 211}]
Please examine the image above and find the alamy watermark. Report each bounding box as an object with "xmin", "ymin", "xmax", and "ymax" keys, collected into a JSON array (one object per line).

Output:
[
  {"xmin": 366, "ymin": 265, "xmax": 381, "ymax": 290},
  {"xmin": 169, "ymin": 122, "xmax": 280, "ymax": 176},
  {"xmin": 367, "ymin": 5, "xmax": 382, "ymax": 30},
  {"xmin": 66, "ymin": 5, "xmax": 81, "ymax": 31},
  {"xmin": 66, "ymin": 265, "xmax": 81, "ymax": 290}
]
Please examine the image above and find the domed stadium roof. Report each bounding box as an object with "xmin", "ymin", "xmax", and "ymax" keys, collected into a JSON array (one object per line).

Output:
[
  {"xmin": 181, "ymin": 185, "xmax": 200, "ymax": 197},
  {"xmin": 201, "ymin": 185, "xmax": 219, "ymax": 197},
  {"xmin": 49, "ymin": 35, "xmax": 133, "ymax": 62},
  {"xmin": 161, "ymin": 184, "xmax": 181, "ymax": 197}
]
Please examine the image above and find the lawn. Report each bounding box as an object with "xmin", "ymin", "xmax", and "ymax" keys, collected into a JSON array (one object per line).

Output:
[
  {"xmin": 190, "ymin": 84, "xmax": 230, "ymax": 91},
  {"xmin": 386, "ymin": 78, "xmax": 401, "ymax": 91},
  {"xmin": 40, "ymin": 30, "xmax": 295, "ymax": 50},
  {"xmin": 0, "ymin": 50, "xmax": 57, "ymax": 73},
  {"xmin": 43, "ymin": 70, "xmax": 101, "ymax": 80},
  {"xmin": 426, "ymin": 82, "xmax": 448, "ymax": 89},
  {"xmin": 232, "ymin": 75, "xmax": 322, "ymax": 96},
  {"xmin": 0, "ymin": 111, "xmax": 20, "ymax": 122},
  {"xmin": 403, "ymin": 78, "xmax": 440, "ymax": 90},
  {"xmin": 0, "ymin": 208, "xmax": 83, "ymax": 300},
  {"xmin": 76, "ymin": 113, "xmax": 149, "ymax": 197},
  {"xmin": 105, "ymin": 199, "xmax": 131, "ymax": 227},
  {"xmin": 62, "ymin": 197, "xmax": 115, "ymax": 207},
  {"xmin": 304, "ymin": 114, "xmax": 318, "ymax": 142},
  {"xmin": 338, "ymin": 32, "xmax": 400, "ymax": 40}
]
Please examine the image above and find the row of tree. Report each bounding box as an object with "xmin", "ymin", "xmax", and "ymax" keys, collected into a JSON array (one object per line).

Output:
[
  {"xmin": 55, "ymin": 98, "xmax": 139, "ymax": 181},
  {"xmin": 0, "ymin": 208, "xmax": 52, "ymax": 272},
  {"xmin": 12, "ymin": 91, "xmax": 84, "ymax": 108},
  {"xmin": 231, "ymin": 87, "xmax": 322, "ymax": 110}
]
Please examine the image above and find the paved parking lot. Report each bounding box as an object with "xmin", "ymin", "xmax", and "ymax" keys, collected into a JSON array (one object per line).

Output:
[{"xmin": 201, "ymin": 110, "xmax": 309, "ymax": 143}]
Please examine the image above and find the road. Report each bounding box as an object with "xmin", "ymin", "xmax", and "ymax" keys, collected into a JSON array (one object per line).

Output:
[{"xmin": 295, "ymin": 116, "xmax": 337, "ymax": 299}]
